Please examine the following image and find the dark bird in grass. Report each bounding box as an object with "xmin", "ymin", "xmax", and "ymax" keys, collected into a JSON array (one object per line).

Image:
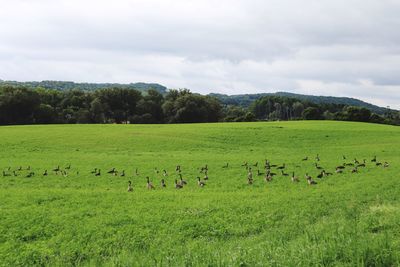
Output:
[
  {"xmin": 336, "ymin": 164, "xmax": 345, "ymax": 169},
  {"xmin": 175, "ymin": 179, "xmax": 183, "ymax": 189},
  {"xmin": 302, "ymin": 156, "xmax": 308, "ymax": 161},
  {"xmin": 13, "ymin": 170, "xmax": 18, "ymax": 176},
  {"xmin": 277, "ymin": 163, "xmax": 285, "ymax": 170},
  {"xmin": 26, "ymin": 166, "xmax": 30, "ymax": 171},
  {"xmin": 307, "ymin": 176, "xmax": 317, "ymax": 185},
  {"xmin": 248, "ymin": 176, "xmax": 254, "ymax": 185},
  {"xmin": 197, "ymin": 177, "xmax": 206, "ymax": 187},
  {"xmin": 135, "ymin": 168, "xmax": 139, "ymax": 176},
  {"xmin": 17, "ymin": 166, "xmax": 22, "ymax": 171},
  {"xmin": 65, "ymin": 164, "xmax": 71, "ymax": 170},
  {"xmin": 241, "ymin": 162, "xmax": 248, "ymax": 167},
  {"xmin": 53, "ymin": 166, "xmax": 60, "ymax": 172},
  {"xmin": 291, "ymin": 172, "xmax": 299, "ymax": 182},
  {"xmin": 95, "ymin": 169, "xmax": 101, "ymax": 176},
  {"xmin": 336, "ymin": 168, "xmax": 344, "ymax": 174},
  {"xmin": 257, "ymin": 169, "xmax": 264, "ymax": 176},
  {"xmin": 315, "ymin": 154, "xmax": 320, "ymax": 161},
  {"xmin": 265, "ymin": 173, "xmax": 272, "ymax": 182},
  {"xmin": 371, "ymin": 156, "xmax": 377, "ymax": 162},
  {"xmin": 160, "ymin": 179, "xmax": 166, "ymax": 188},
  {"xmin": 127, "ymin": 181, "xmax": 133, "ymax": 192},
  {"xmin": 253, "ymin": 162, "xmax": 258, "ymax": 167},
  {"xmin": 281, "ymin": 170, "xmax": 289, "ymax": 177},
  {"xmin": 354, "ymin": 158, "xmax": 359, "ymax": 164},
  {"xmin": 146, "ymin": 177, "xmax": 155, "ymax": 190},
  {"xmin": 222, "ymin": 163, "xmax": 229, "ymax": 168},
  {"xmin": 203, "ymin": 173, "xmax": 209, "ymax": 180},
  {"xmin": 26, "ymin": 172, "xmax": 35, "ymax": 178},
  {"xmin": 43, "ymin": 170, "xmax": 48, "ymax": 176},
  {"xmin": 317, "ymin": 172, "xmax": 324, "ymax": 179},
  {"xmin": 154, "ymin": 168, "xmax": 159, "ymax": 174},
  {"xmin": 2, "ymin": 171, "xmax": 10, "ymax": 177},
  {"xmin": 376, "ymin": 162, "xmax": 382, "ymax": 166},
  {"xmin": 351, "ymin": 167, "xmax": 358, "ymax": 173},
  {"xmin": 357, "ymin": 159, "xmax": 366, "ymax": 168},
  {"xmin": 163, "ymin": 170, "xmax": 168, "ymax": 176},
  {"xmin": 315, "ymin": 163, "xmax": 323, "ymax": 170},
  {"xmin": 91, "ymin": 168, "xmax": 97, "ymax": 174},
  {"xmin": 107, "ymin": 168, "xmax": 116, "ymax": 174},
  {"xmin": 179, "ymin": 175, "xmax": 187, "ymax": 186},
  {"xmin": 120, "ymin": 170, "xmax": 125, "ymax": 177},
  {"xmin": 345, "ymin": 162, "xmax": 354, "ymax": 166},
  {"xmin": 323, "ymin": 170, "xmax": 333, "ymax": 176},
  {"xmin": 384, "ymin": 162, "xmax": 389, "ymax": 168}
]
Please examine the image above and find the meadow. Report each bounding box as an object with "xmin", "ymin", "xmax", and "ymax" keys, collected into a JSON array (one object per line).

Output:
[{"xmin": 0, "ymin": 121, "xmax": 399, "ymax": 266}]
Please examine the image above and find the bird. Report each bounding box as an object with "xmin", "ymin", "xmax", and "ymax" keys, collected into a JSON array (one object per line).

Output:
[
  {"xmin": 383, "ymin": 162, "xmax": 389, "ymax": 168},
  {"xmin": 135, "ymin": 168, "xmax": 139, "ymax": 176},
  {"xmin": 371, "ymin": 156, "xmax": 377, "ymax": 162},
  {"xmin": 315, "ymin": 154, "xmax": 320, "ymax": 161},
  {"xmin": 146, "ymin": 177, "xmax": 155, "ymax": 190},
  {"xmin": 127, "ymin": 181, "xmax": 133, "ymax": 192},
  {"xmin": 257, "ymin": 169, "xmax": 264, "ymax": 176},
  {"xmin": 307, "ymin": 176, "xmax": 317, "ymax": 185},
  {"xmin": 120, "ymin": 170, "xmax": 125, "ymax": 177},
  {"xmin": 335, "ymin": 168, "xmax": 343, "ymax": 174},
  {"xmin": 107, "ymin": 168, "xmax": 116, "ymax": 174},
  {"xmin": 323, "ymin": 170, "xmax": 333, "ymax": 176},
  {"xmin": 351, "ymin": 167, "xmax": 358, "ymax": 173},
  {"xmin": 53, "ymin": 166, "xmax": 60, "ymax": 173},
  {"xmin": 317, "ymin": 171, "xmax": 324, "ymax": 179},
  {"xmin": 163, "ymin": 170, "xmax": 168, "ymax": 177},
  {"xmin": 203, "ymin": 173, "xmax": 209, "ymax": 180},
  {"xmin": 26, "ymin": 172, "xmax": 35, "ymax": 178},
  {"xmin": 302, "ymin": 156, "xmax": 308, "ymax": 161},
  {"xmin": 95, "ymin": 169, "xmax": 101, "ymax": 176},
  {"xmin": 175, "ymin": 179, "xmax": 183, "ymax": 189},
  {"xmin": 265, "ymin": 172, "xmax": 272, "ymax": 182},
  {"xmin": 43, "ymin": 170, "xmax": 48, "ymax": 176},
  {"xmin": 291, "ymin": 172, "xmax": 299, "ymax": 182},
  {"xmin": 197, "ymin": 177, "xmax": 206, "ymax": 187},
  {"xmin": 376, "ymin": 162, "xmax": 382, "ymax": 166},
  {"xmin": 179, "ymin": 174, "xmax": 187, "ymax": 186},
  {"xmin": 91, "ymin": 168, "xmax": 97, "ymax": 174},
  {"xmin": 336, "ymin": 164, "xmax": 345, "ymax": 169},
  {"xmin": 248, "ymin": 176, "xmax": 254, "ymax": 185},
  {"xmin": 277, "ymin": 163, "xmax": 285, "ymax": 170},
  {"xmin": 281, "ymin": 170, "xmax": 289, "ymax": 177},
  {"xmin": 160, "ymin": 179, "xmax": 166, "ymax": 188},
  {"xmin": 65, "ymin": 164, "xmax": 71, "ymax": 170},
  {"xmin": 222, "ymin": 163, "xmax": 229, "ymax": 168},
  {"xmin": 315, "ymin": 163, "xmax": 323, "ymax": 170},
  {"xmin": 2, "ymin": 171, "xmax": 10, "ymax": 177}
]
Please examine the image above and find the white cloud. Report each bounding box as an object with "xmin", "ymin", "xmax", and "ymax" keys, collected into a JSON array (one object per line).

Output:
[{"xmin": 0, "ymin": 0, "xmax": 399, "ymax": 108}]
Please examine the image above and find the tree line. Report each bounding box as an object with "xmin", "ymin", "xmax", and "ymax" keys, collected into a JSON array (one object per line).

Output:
[{"xmin": 0, "ymin": 85, "xmax": 399, "ymax": 125}]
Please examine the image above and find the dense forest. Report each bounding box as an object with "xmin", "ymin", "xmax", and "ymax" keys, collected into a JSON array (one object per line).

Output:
[{"xmin": 0, "ymin": 85, "xmax": 399, "ymax": 125}]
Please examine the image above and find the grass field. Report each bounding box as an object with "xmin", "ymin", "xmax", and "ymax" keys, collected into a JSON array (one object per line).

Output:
[{"xmin": 0, "ymin": 121, "xmax": 399, "ymax": 266}]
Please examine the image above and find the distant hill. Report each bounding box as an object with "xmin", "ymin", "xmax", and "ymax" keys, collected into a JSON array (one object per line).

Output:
[
  {"xmin": 0, "ymin": 80, "xmax": 168, "ymax": 94},
  {"xmin": 0, "ymin": 79, "xmax": 392, "ymax": 114},
  {"xmin": 209, "ymin": 92, "xmax": 391, "ymax": 115}
]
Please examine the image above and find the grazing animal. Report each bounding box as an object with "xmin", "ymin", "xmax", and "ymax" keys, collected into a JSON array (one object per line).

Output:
[
  {"xmin": 120, "ymin": 170, "xmax": 125, "ymax": 177},
  {"xmin": 307, "ymin": 176, "xmax": 317, "ymax": 185},
  {"xmin": 2, "ymin": 171, "xmax": 10, "ymax": 177},
  {"xmin": 95, "ymin": 169, "xmax": 101, "ymax": 176},
  {"xmin": 291, "ymin": 172, "xmax": 299, "ymax": 182},
  {"xmin": 315, "ymin": 154, "xmax": 320, "ymax": 161},
  {"xmin": 302, "ymin": 156, "xmax": 308, "ymax": 161},
  {"xmin": 203, "ymin": 173, "xmax": 209, "ymax": 180},
  {"xmin": 65, "ymin": 164, "xmax": 71, "ymax": 170},
  {"xmin": 222, "ymin": 163, "xmax": 229, "ymax": 168},
  {"xmin": 336, "ymin": 168, "xmax": 343, "ymax": 174},
  {"xmin": 127, "ymin": 181, "xmax": 133, "ymax": 192},
  {"xmin": 371, "ymin": 156, "xmax": 377, "ymax": 162},
  {"xmin": 257, "ymin": 169, "xmax": 264, "ymax": 176},
  {"xmin": 336, "ymin": 164, "xmax": 345, "ymax": 169},
  {"xmin": 91, "ymin": 168, "xmax": 97, "ymax": 174},
  {"xmin": 146, "ymin": 177, "xmax": 155, "ymax": 190},
  {"xmin": 26, "ymin": 172, "xmax": 35, "ymax": 178},
  {"xmin": 160, "ymin": 179, "xmax": 166, "ymax": 188},
  {"xmin": 43, "ymin": 170, "xmax": 48, "ymax": 176},
  {"xmin": 175, "ymin": 179, "xmax": 183, "ymax": 189},
  {"xmin": 281, "ymin": 170, "xmax": 289, "ymax": 176},
  {"xmin": 265, "ymin": 172, "xmax": 272, "ymax": 182},
  {"xmin": 342, "ymin": 155, "xmax": 346, "ymax": 160},
  {"xmin": 253, "ymin": 162, "xmax": 258, "ymax": 167},
  {"xmin": 107, "ymin": 168, "xmax": 116, "ymax": 174},
  {"xmin": 277, "ymin": 163, "xmax": 285, "ymax": 170},
  {"xmin": 163, "ymin": 170, "xmax": 168, "ymax": 176},
  {"xmin": 323, "ymin": 170, "xmax": 333, "ymax": 176},
  {"xmin": 18, "ymin": 166, "xmax": 22, "ymax": 171},
  {"xmin": 197, "ymin": 177, "xmax": 206, "ymax": 187},
  {"xmin": 376, "ymin": 162, "xmax": 382, "ymax": 166},
  {"xmin": 13, "ymin": 171, "xmax": 18, "ymax": 176},
  {"xmin": 317, "ymin": 171, "xmax": 324, "ymax": 179},
  {"xmin": 351, "ymin": 167, "xmax": 358, "ymax": 173},
  {"xmin": 53, "ymin": 166, "xmax": 60, "ymax": 173},
  {"xmin": 315, "ymin": 163, "xmax": 323, "ymax": 170},
  {"xmin": 383, "ymin": 162, "xmax": 389, "ymax": 168},
  {"xmin": 248, "ymin": 176, "xmax": 254, "ymax": 185}
]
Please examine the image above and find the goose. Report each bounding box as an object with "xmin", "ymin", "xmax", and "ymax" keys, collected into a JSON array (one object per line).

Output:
[
  {"xmin": 383, "ymin": 162, "xmax": 389, "ymax": 168},
  {"xmin": 53, "ymin": 166, "xmax": 60, "ymax": 172},
  {"xmin": 65, "ymin": 164, "xmax": 71, "ymax": 170},
  {"xmin": 127, "ymin": 181, "xmax": 133, "ymax": 192},
  {"xmin": 376, "ymin": 162, "xmax": 382, "ymax": 166},
  {"xmin": 315, "ymin": 154, "xmax": 320, "ymax": 161},
  {"xmin": 107, "ymin": 168, "xmax": 116, "ymax": 174},
  {"xmin": 163, "ymin": 170, "xmax": 168, "ymax": 176},
  {"xmin": 43, "ymin": 170, "xmax": 48, "ymax": 176},
  {"xmin": 351, "ymin": 167, "xmax": 358, "ymax": 173},
  {"xmin": 95, "ymin": 169, "xmax": 101, "ymax": 176},
  {"xmin": 291, "ymin": 172, "xmax": 299, "ymax": 182},
  {"xmin": 17, "ymin": 166, "xmax": 22, "ymax": 171},
  {"xmin": 135, "ymin": 168, "xmax": 139, "ymax": 176},
  {"xmin": 281, "ymin": 170, "xmax": 289, "ymax": 177},
  {"xmin": 317, "ymin": 171, "xmax": 324, "ymax": 179},
  {"xmin": 345, "ymin": 162, "xmax": 354, "ymax": 166},
  {"xmin": 160, "ymin": 179, "xmax": 166, "ymax": 188},
  {"xmin": 154, "ymin": 168, "xmax": 159, "ymax": 174},
  {"xmin": 26, "ymin": 172, "xmax": 35, "ymax": 178},
  {"xmin": 247, "ymin": 170, "xmax": 253, "ymax": 180},
  {"xmin": 277, "ymin": 163, "xmax": 285, "ymax": 170},
  {"xmin": 371, "ymin": 156, "xmax": 377, "ymax": 162},
  {"xmin": 241, "ymin": 162, "xmax": 248, "ymax": 167},
  {"xmin": 342, "ymin": 155, "xmax": 346, "ymax": 160},
  {"xmin": 26, "ymin": 166, "xmax": 31, "ymax": 171},
  {"xmin": 336, "ymin": 164, "xmax": 345, "ymax": 169},
  {"xmin": 2, "ymin": 171, "xmax": 10, "ymax": 177},
  {"xmin": 248, "ymin": 176, "xmax": 254, "ymax": 185},
  {"xmin": 120, "ymin": 170, "xmax": 125, "ymax": 177},
  {"xmin": 335, "ymin": 168, "xmax": 343, "ymax": 174},
  {"xmin": 91, "ymin": 168, "xmax": 97, "ymax": 174},
  {"xmin": 197, "ymin": 177, "xmax": 206, "ymax": 187},
  {"xmin": 257, "ymin": 169, "xmax": 264, "ymax": 176},
  {"xmin": 146, "ymin": 177, "xmax": 155, "ymax": 190},
  {"xmin": 302, "ymin": 156, "xmax": 308, "ymax": 161},
  {"xmin": 354, "ymin": 158, "xmax": 359, "ymax": 164},
  {"xmin": 315, "ymin": 163, "xmax": 323, "ymax": 170},
  {"xmin": 323, "ymin": 170, "xmax": 333, "ymax": 176},
  {"xmin": 203, "ymin": 173, "xmax": 209, "ymax": 180},
  {"xmin": 179, "ymin": 174, "xmax": 187, "ymax": 186},
  {"xmin": 222, "ymin": 163, "xmax": 229, "ymax": 168},
  {"xmin": 307, "ymin": 176, "xmax": 317, "ymax": 185},
  {"xmin": 175, "ymin": 179, "xmax": 183, "ymax": 189},
  {"xmin": 357, "ymin": 159, "xmax": 366, "ymax": 168},
  {"xmin": 265, "ymin": 172, "xmax": 272, "ymax": 182}
]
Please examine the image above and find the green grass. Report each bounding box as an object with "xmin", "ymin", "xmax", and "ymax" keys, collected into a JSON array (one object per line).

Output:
[{"xmin": 0, "ymin": 121, "xmax": 399, "ymax": 266}]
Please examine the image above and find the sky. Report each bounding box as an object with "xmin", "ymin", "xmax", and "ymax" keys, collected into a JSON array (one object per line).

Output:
[{"xmin": 0, "ymin": 0, "xmax": 399, "ymax": 109}]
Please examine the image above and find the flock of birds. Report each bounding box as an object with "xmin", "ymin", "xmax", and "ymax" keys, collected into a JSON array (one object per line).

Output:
[{"xmin": 1, "ymin": 154, "xmax": 390, "ymax": 192}]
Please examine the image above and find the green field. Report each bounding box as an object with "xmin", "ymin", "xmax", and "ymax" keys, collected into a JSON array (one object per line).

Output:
[{"xmin": 0, "ymin": 121, "xmax": 399, "ymax": 266}]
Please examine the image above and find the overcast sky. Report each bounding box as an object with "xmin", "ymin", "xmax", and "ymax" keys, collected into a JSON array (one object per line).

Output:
[{"xmin": 0, "ymin": 0, "xmax": 399, "ymax": 108}]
